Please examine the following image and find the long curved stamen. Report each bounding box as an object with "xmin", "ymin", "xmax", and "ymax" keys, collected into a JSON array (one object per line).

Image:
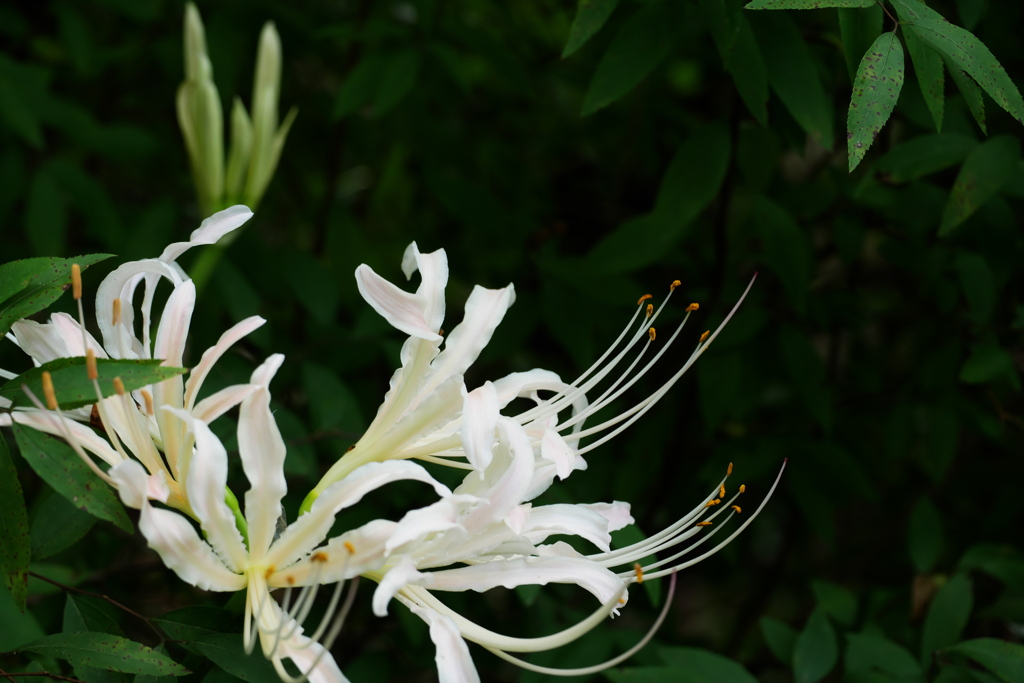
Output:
[
  {"xmin": 484, "ymin": 571, "xmax": 679, "ymax": 676},
  {"xmin": 21, "ymin": 380, "xmax": 114, "ymax": 485},
  {"xmin": 268, "ymin": 579, "xmax": 360, "ymax": 683}
]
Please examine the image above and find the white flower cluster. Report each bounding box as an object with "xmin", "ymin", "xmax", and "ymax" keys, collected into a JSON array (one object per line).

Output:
[{"xmin": 1, "ymin": 207, "xmax": 781, "ymax": 683}]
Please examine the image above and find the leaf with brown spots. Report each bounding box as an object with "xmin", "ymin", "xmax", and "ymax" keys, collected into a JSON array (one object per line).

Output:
[
  {"xmin": 0, "ymin": 254, "xmax": 112, "ymax": 338},
  {"xmin": 939, "ymin": 135, "xmax": 1020, "ymax": 235},
  {"xmin": 746, "ymin": 0, "xmax": 874, "ymax": 8},
  {"xmin": 848, "ymin": 32, "xmax": 905, "ymax": 172},
  {"xmin": 901, "ymin": 28, "xmax": 944, "ymax": 131},
  {"xmin": 19, "ymin": 632, "xmax": 189, "ymax": 676}
]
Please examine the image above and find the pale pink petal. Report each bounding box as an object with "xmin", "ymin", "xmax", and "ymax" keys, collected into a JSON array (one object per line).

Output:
[
  {"xmin": 111, "ymin": 461, "xmax": 245, "ymax": 592},
  {"xmin": 373, "ymin": 556, "xmax": 423, "ymax": 616},
  {"xmin": 238, "ymin": 354, "xmax": 287, "ymax": 560},
  {"xmin": 401, "ymin": 242, "xmax": 448, "ymax": 333},
  {"xmin": 159, "ymin": 206, "xmax": 254, "ymax": 263},
  {"xmin": 583, "ymin": 502, "xmax": 634, "ymax": 533},
  {"xmin": 461, "ymin": 382, "xmax": 499, "ymax": 474},
  {"xmin": 268, "ymin": 519, "xmax": 398, "ymax": 586},
  {"xmin": 192, "ymin": 384, "xmax": 258, "ymax": 423},
  {"xmin": 457, "ymin": 418, "xmax": 535, "ymax": 533},
  {"xmin": 173, "ymin": 407, "xmax": 249, "ymax": 572},
  {"xmin": 489, "ymin": 369, "xmax": 566, "ymax": 408},
  {"xmin": 408, "ymin": 604, "xmax": 480, "ymax": 683},
  {"xmin": 184, "ymin": 316, "xmax": 266, "ymax": 410},
  {"xmin": 505, "ymin": 503, "xmax": 531, "ymax": 536},
  {"xmin": 423, "ymin": 556, "xmax": 626, "ymax": 607},
  {"xmin": 421, "ymin": 285, "xmax": 514, "ymax": 396},
  {"xmin": 540, "ymin": 429, "xmax": 576, "ymax": 481},
  {"xmin": 385, "ymin": 496, "xmax": 477, "ymax": 555},
  {"xmin": 520, "ymin": 504, "xmax": 618, "ymax": 552},
  {"xmin": 355, "ymin": 264, "xmax": 441, "ymax": 341},
  {"xmin": 264, "ymin": 461, "xmax": 450, "ymax": 569}
]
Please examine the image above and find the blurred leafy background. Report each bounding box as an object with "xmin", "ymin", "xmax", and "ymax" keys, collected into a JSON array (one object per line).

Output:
[{"xmin": 1, "ymin": 0, "xmax": 1023, "ymax": 681}]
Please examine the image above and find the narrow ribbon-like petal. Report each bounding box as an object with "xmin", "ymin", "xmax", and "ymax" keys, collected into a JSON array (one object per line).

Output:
[
  {"xmin": 355, "ymin": 264, "xmax": 442, "ymax": 341},
  {"xmin": 409, "ymin": 603, "xmax": 480, "ymax": 683},
  {"xmin": 461, "ymin": 382, "xmax": 499, "ymax": 474},
  {"xmin": 184, "ymin": 315, "xmax": 266, "ymax": 410},
  {"xmin": 401, "ymin": 242, "xmax": 449, "ymax": 333},
  {"xmin": 373, "ymin": 556, "xmax": 423, "ymax": 616},
  {"xmin": 159, "ymin": 205, "xmax": 254, "ymax": 264}
]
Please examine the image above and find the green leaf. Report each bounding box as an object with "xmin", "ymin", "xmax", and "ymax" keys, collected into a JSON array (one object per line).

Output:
[
  {"xmin": 0, "ymin": 254, "xmax": 111, "ymax": 338},
  {"xmin": 954, "ymin": 252, "xmax": 995, "ymax": 326},
  {"xmin": 839, "ymin": 5, "xmax": 883, "ymax": 82},
  {"xmin": 302, "ymin": 361, "xmax": 365, "ymax": 437},
  {"xmin": 945, "ymin": 53, "xmax": 987, "ymax": 133},
  {"xmin": 892, "ymin": 0, "xmax": 1024, "ymax": 125},
  {"xmin": 812, "ymin": 580, "xmax": 858, "ymax": 626},
  {"xmin": 0, "ymin": 433, "xmax": 29, "ymax": 611},
  {"xmin": 752, "ymin": 11, "xmax": 834, "ymax": 148},
  {"xmin": 30, "ymin": 490, "xmax": 96, "ymax": 560},
  {"xmin": 64, "ymin": 594, "xmax": 124, "ymax": 636},
  {"xmin": 1, "ymin": 357, "xmax": 187, "ymax": 411},
  {"xmin": 875, "ymin": 133, "xmax": 976, "ymax": 181},
  {"xmin": 921, "ymin": 573, "xmax": 973, "ymax": 666},
  {"xmin": 946, "ymin": 639, "xmax": 1024, "ymax": 682},
  {"xmin": 793, "ymin": 608, "xmax": 838, "ymax": 683},
  {"xmin": 373, "ymin": 49, "xmax": 419, "ymax": 117},
  {"xmin": 192, "ymin": 633, "xmax": 281, "ymax": 683},
  {"xmin": 586, "ymin": 122, "xmax": 730, "ymax": 273},
  {"xmin": 700, "ymin": 0, "xmax": 769, "ymax": 124},
  {"xmin": 909, "ymin": 497, "xmax": 944, "ymax": 573},
  {"xmin": 761, "ymin": 616, "xmax": 798, "ymax": 664},
  {"xmin": 902, "ymin": 28, "xmax": 945, "ymax": 131},
  {"xmin": 845, "ymin": 633, "xmax": 924, "ymax": 682},
  {"xmin": 563, "ymin": 0, "xmax": 619, "ymax": 58},
  {"xmin": 152, "ymin": 606, "xmax": 237, "ymax": 642},
  {"xmin": 659, "ymin": 646, "xmax": 759, "ymax": 682},
  {"xmin": 20, "ymin": 632, "xmax": 190, "ymax": 676},
  {"xmin": 959, "ymin": 339, "xmax": 1018, "ymax": 388},
  {"xmin": 746, "ymin": 0, "xmax": 874, "ymax": 8},
  {"xmin": 580, "ymin": 2, "xmax": 676, "ymax": 115},
  {"xmin": 11, "ymin": 423, "xmax": 132, "ymax": 532},
  {"xmin": 756, "ymin": 198, "xmax": 813, "ymax": 314},
  {"xmin": 0, "ymin": 68, "xmax": 44, "ymax": 148},
  {"xmin": 847, "ymin": 32, "xmax": 905, "ymax": 171},
  {"xmin": 939, "ymin": 135, "xmax": 1020, "ymax": 235}
]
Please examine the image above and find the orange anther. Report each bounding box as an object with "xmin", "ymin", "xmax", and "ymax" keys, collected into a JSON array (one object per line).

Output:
[
  {"xmin": 646, "ymin": 303, "xmax": 653, "ymax": 317},
  {"xmin": 686, "ymin": 302, "xmax": 699, "ymax": 312},
  {"xmin": 286, "ymin": 576, "xmax": 295, "ymax": 586},
  {"xmin": 705, "ymin": 499, "xmax": 720, "ymax": 507},
  {"xmin": 696, "ymin": 521, "xmax": 713, "ymax": 527},
  {"xmin": 264, "ymin": 566, "xmax": 276, "ymax": 579},
  {"xmin": 71, "ymin": 264, "xmax": 82, "ymax": 300},
  {"xmin": 699, "ymin": 330, "xmax": 710, "ymax": 343},
  {"xmin": 41, "ymin": 371, "xmax": 58, "ymax": 410},
  {"xmin": 86, "ymin": 349, "xmax": 98, "ymax": 381},
  {"xmin": 731, "ymin": 505, "xmax": 742, "ymax": 514},
  {"xmin": 727, "ymin": 462, "xmax": 734, "ymax": 476},
  {"xmin": 312, "ymin": 552, "xmax": 328, "ymax": 563},
  {"xmin": 633, "ymin": 563, "xmax": 644, "ymax": 584},
  {"xmin": 719, "ymin": 484, "xmax": 726, "ymax": 498},
  {"xmin": 670, "ymin": 280, "xmax": 681, "ymax": 291},
  {"xmin": 344, "ymin": 541, "xmax": 355, "ymax": 554},
  {"xmin": 739, "ymin": 484, "xmax": 746, "ymax": 493},
  {"xmin": 113, "ymin": 377, "xmax": 126, "ymax": 396},
  {"xmin": 112, "ymin": 298, "xmax": 122, "ymax": 326},
  {"xmin": 648, "ymin": 327, "xmax": 656, "ymax": 341},
  {"xmin": 140, "ymin": 389, "xmax": 154, "ymax": 416},
  {"xmin": 637, "ymin": 294, "xmax": 653, "ymax": 305}
]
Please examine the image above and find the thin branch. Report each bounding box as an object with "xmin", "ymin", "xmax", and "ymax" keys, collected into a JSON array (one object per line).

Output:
[{"xmin": 0, "ymin": 670, "xmax": 88, "ymax": 683}]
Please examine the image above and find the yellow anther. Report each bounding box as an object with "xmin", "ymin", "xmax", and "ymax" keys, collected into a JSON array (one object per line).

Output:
[
  {"xmin": 41, "ymin": 371, "xmax": 58, "ymax": 411},
  {"xmin": 113, "ymin": 377, "xmax": 126, "ymax": 396},
  {"xmin": 699, "ymin": 330, "xmax": 710, "ymax": 343},
  {"xmin": 86, "ymin": 349, "xmax": 98, "ymax": 381},
  {"xmin": 696, "ymin": 521, "xmax": 713, "ymax": 527},
  {"xmin": 264, "ymin": 566, "xmax": 276, "ymax": 580},
  {"xmin": 705, "ymin": 499, "xmax": 720, "ymax": 507},
  {"xmin": 648, "ymin": 327, "xmax": 656, "ymax": 341},
  {"xmin": 140, "ymin": 389, "xmax": 154, "ymax": 416},
  {"xmin": 731, "ymin": 505, "xmax": 742, "ymax": 514},
  {"xmin": 112, "ymin": 298, "xmax": 122, "ymax": 326},
  {"xmin": 686, "ymin": 302, "xmax": 699, "ymax": 312},
  {"xmin": 646, "ymin": 303, "xmax": 653, "ymax": 317},
  {"xmin": 633, "ymin": 563, "xmax": 644, "ymax": 584},
  {"xmin": 637, "ymin": 293, "xmax": 653, "ymax": 305},
  {"xmin": 719, "ymin": 484, "xmax": 726, "ymax": 498},
  {"xmin": 439, "ymin": 328, "xmax": 445, "ymax": 336},
  {"xmin": 71, "ymin": 264, "xmax": 82, "ymax": 300},
  {"xmin": 312, "ymin": 552, "xmax": 328, "ymax": 563},
  {"xmin": 618, "ymin": 597, "xmax": 627, "ymax": 604},
  {"xmin": 727, "ymin": 462, "xmax": 734, "ymax": 476},
  {"xmin": 344, "ymin": 541, "xmax": 355, "ymax": 554},
  {"xmin": 670, "ymin": 280, "xmax": 681, "ymax": 291},
  {"xmin": 286, "ymin": 575, "xmax": 295, "ymax": 586},
  {"xmin": 739, "ymin": 484, "xmax": 746, "ymax": 493}
]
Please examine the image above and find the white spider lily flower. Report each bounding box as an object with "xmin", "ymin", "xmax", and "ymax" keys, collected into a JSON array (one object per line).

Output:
[
  {"xmin": 1, "ymin": 206, "xmax": 264, "ymax": 515},
  {"xmin": 112, "ymin": 354, "xmax": 451, "ymax": 683},
  {"xmin": 303, "ymin": 243, "xmax": 753, "ymax": 514},
  {"xmin": 354, "ymin": 384, "xmax": 785, "ymax": 681}
]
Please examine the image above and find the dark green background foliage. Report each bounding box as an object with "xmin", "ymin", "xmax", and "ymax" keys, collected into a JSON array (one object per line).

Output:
[{"xmin": 1, "ymin": 0, "xmax": 1023, "ymax": 681}]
